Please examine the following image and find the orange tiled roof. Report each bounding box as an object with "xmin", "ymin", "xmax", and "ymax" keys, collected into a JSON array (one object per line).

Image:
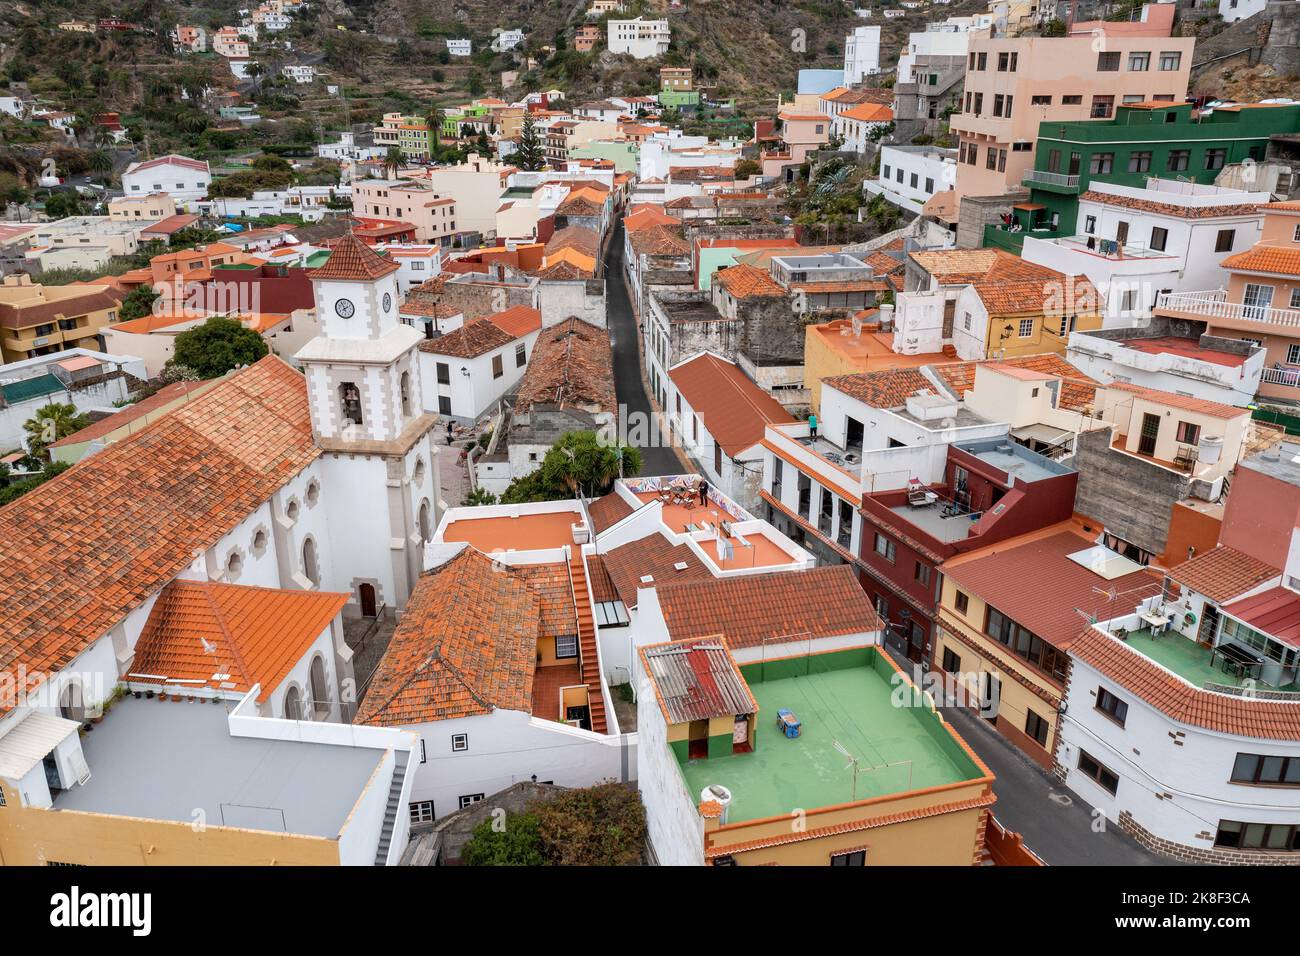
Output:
[
  {"xmin": 1166, "ymin": 545, "xmax": 1280, "ymax": 603},
  {"xmin": 600, "ymin": 533, "xmax": 713, "ymax": 607},
  {"xmin": 417, "ymin": 317, "xmax": 517, "ymax": 358},
  {"xmin": 929, "ymin": 354, "xmax": 1098, "ymax": 412},
  {"xmin": 823, "ymin": 366, "xmax": 932, "ymax": 408},
  {"xmin": 307, "ymin": 232, "xmax": 401, "ymax": 281},
  {"xmin": 971, "ymin": 272, "xmax": 1099, "ymax": 316},
  {"xmin": 1220, "ymin": 244, "xmax": 1300, "ymax": 278},
  {"xmin": 628, "ymin": 223, "xmax": 689, "ymax": 257},
  {"xmin": 623, "ymin": 206, "xmax": 677, "ymax": 232},
  {"xmin": 355, "ymin": 549, "xmax": 542, "ymax": 725},
  {"xmin": 1071, "ymin": 628, "xmax": 1300, "ymax": 740},
  {"xmin": 1079, "ymin": 190, "xmax": 1262, "ymax": 221},
  {"xmin": 47, "ymin": 379, "xmax": 214, "ymax": 448},
  {"xmin": 714, "ymin": 264, "xmax": 786, "ymax": 299},
  {"xmin": 487, "ymin": 305, "xmax": 542, "ymax": 338},
  {"xmin": 587, "ymin": 492, "xmax": 634, "ymax": 534},
  {"xmin": 515, "ymin": 317, "xmax": 615, "ymax": 411},
  {"xmin": 654, "ymin": 565, "xmax": 884, "ymax": 649},
  {"xmin": 1106, "ymin": 381, "xmax": 1246, "ymax": 420},
  {"xmin": 841, "ymin": 102, "xmax": 894, "ymax": 123},
  {"xmin": 131, "ymin": 580, "xmax": 349, "ymax": 701},
  {"xmin": 670, "ymin": 353, "xmax": 794, "ymax": 456},
  {"xmin": 0, "ymin": 357, "xmax": 318, "ymax": 714}
]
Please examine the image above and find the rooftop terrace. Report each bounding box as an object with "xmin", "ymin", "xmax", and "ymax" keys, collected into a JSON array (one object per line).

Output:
[
  {"xmin": 676, "ymin": 649, "xmax": 982, "ymax": 823},
  {"xmin": 1120, "ymin": 628, "xmax": 1299, "ymax": 694},
  {"xmin": 53, "ymin": 697, "xmax": 386, "ymax": 837},
  {"xmin": 954, "ymin": 437, "xmax": 1073, "ymax": 484},
  {"xmin": 441, "ymin": 508, "xmax": 583, "ymax": 553}
]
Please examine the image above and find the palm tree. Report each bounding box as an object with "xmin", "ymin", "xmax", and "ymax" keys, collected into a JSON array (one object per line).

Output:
[
  {"xmin": 24, "ymin": 403, "xmax": 90, "ymax": 461},
  {"xmin": 88, "ymin": 149, "xmax": 114, "ymax": 188},
  {"xmin": 383, "ymin": 146, "xmax": 405, "ymax": 180},
  {"xmin": 425, "ymin": 106, "xmax": 444, "ymax": 147}
]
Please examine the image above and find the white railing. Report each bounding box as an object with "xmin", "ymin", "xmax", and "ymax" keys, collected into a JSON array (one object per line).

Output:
[
  {"xmin": 1261, "ymin": 366, "xmax": 1300, "ymax": 388},
  {"xmin": 1156, "ymin": 290, "xmax": 1300, "ymax": 329},
  {"xmin": 1022, "ymin": 170, "xmax": 1080, "ymax": 189}
]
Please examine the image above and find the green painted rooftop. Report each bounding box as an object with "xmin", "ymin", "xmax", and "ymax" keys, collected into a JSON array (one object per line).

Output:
[
  {"xmin": 1121, "ymin": 628, "xmax": 1298, "ymax": 693},
  {"xmin": 676, "ymin": 649, "xmax": 983, "ymax": 824}
]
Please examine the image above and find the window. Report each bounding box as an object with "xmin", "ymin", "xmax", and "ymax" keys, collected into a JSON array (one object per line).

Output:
[
  {"xmin": 1288, "ymin": 343, "xmax": 1300, "ymax": 364},
  {"xmin": 1089, "ymin": 153, "xmax": 1114, "ymax": 175},
  {"xmin": 1215, "ymin": 820, "xmax": 1300, "ymax": 851},
  {"xmin": 1175, "ymin": 420, "xmax": 1201, "ymax": 444},
  {"xmin": 1018, "ymin": 318, "xmax": 1034, "ymax": 337},
  {"xmin": 1167, "ymin": 149, "xmax": 1190, "ymax": 172},
  {"xmin": 410, "ymin": 801, "xmax": 435, "ymax": 824},
  {"xmin": 986, "ymin": 606, "xmax": 1069, "ymax": 680},
  {"xmin": 997, "ymin": 149, "xmax": 1007, "ymax": 172},
  {"xmin": 910, "ymin": 172, "xmax": 918, "ymax": 188},
  {"xmin": 1084, "ymin": 214, "xmax": 1097, "ymax": 234},
  {"xmin": 1128, "ymin": 51, "xmax": 1150, "ymax": 71},
  {"xmin": 1058, "ymin": 313, "xmax": 1077, "ymax": 337},
  {"xmin": 1031, "ymin": 94, "xmax": 1051, "ymax": 106},
  {"xmin": 1090, "ymin": 95, "xmax": 1114, "ymax": 119},
  {"xmin": 1149, "ymin": 225, "xmax": 1168, "ymax": 251},
  {"xmin": 874, "ymin": 533, "xmax": 896, "ymax": 563},
  {"xmin": 986, "ymin": 147, "xmax": 998, "ymax": 170},
  {"xmin": 1205, "ymin": 148, "xmax": 1227, "ymax": 171},
  {"xmin": 492, "ymin": 354, "xmax": 504, "ymax": 379},
  {"xmin": 1062, "ymin": 94, "xmax": 1082, "ymax": 105},
  {"xmin": 881, "ymin": 164, "xmax": 891, "ymax": 179},
  {"xmin": 1128, "ymin": 151, "xmax": 1152, "ymax": 173},
  {"xmin": 771, "ymin": 457, "xmax": 783, "ymax": 499},
  {"xmin": 997, "ymin": 51, "xmax": 1017, "ymax": 71},
  {"xmin": 458, "ymin": 793, "xmax": 485, "ymax": 809},
  {"xmin": 942, "ymin": 647, "xmax": 962, "ymax": 673},
  {"xmin": 1097, "ymin": 51, "xmax": 1120, "ymax": 71},
  {"xmin": 914, "ymin": 561, "xmax": 931, "ymax": 587},
  {"xmin": 976, "ymin": 51, "xmax": 987, "ymax": 70},
  {"xmin": 451, "ymin": 733, "xmax": 468, "ymax": 752},
  {"xmin": 419, "ymin": 738, "xmax": 427, "ymax": 763},
  {"xmin": 925, "ymin": 177, "xmax": 934, "ymax": 193},
  {"xmin": 963, "ymin": 311, "xmax": 972, "ymax": 331},
  {"xmin": 954, "ymin": 590, "xmax": 969, "ymax": 615},
  {"xmin": 830, "ymin": 849, "xmax": 866, "ymax": 866},
  {"xmin": 1077, "ymin": 750, "xmax": 1120, "ymax": 795},
  {"xmin": 1025, "ymin": 709, "xmax": 1049, "ymax": 747},
  {"xmin": 1215, "ymin": 229, "xmax": 1236, "ymax": 253},
  {"xmin": 555, "ymin": 634, "xmax": 578, "ymax": 659},
  {"xmin": 515, "ymin": 343, "xmax": 526, "ymax": 367},
  {"xmin": 1096, "ymin": 687, "xmax": 1129, "ymax": 726},
  {"xmin": 973, "ymin": 92, "xmax": 983, "ymax": 115},
  {"xmin": 437, "ymin": 361, "xmax": 450, "ymax": 385},
  {"xmin": 993, "ymin": 93, "xmax": 1005, "ymax": 116},
  {"xmin": 1231, "ymin": 753, "xmax": 1300, "ymax": 786},
  {"xmin": 1159, "ymin": 51, "xmax": 1182, "ymax": 71},
  {"xmin": 1294, "ymin": 223, "xmax": 1300, "ymax": 243}
]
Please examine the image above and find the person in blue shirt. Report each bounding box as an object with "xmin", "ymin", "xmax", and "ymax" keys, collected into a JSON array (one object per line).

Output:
[{"xmin": 808, "ymin": 413, "xmax": 818, "ymax": 439}]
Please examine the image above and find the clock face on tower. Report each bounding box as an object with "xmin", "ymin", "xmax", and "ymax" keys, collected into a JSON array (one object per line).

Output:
[
  {"xmin": 382, "ymin": 292, "xmax": 392, "ymax": 313},
  {"xmin": 334, "ymin": 298, "xmax": 355, "ymax": 319}
]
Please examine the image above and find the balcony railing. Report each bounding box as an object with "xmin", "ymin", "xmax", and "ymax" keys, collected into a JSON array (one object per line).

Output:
[
  {"xmin": 1156, "ymin": 290, "xmax": 1300, "ymax": 329},
  {"xmin": 1261, "ymin": 366, "xmax": 1300, "ymax": 388},
  {"xmin": 1021, "ymin": 169, "xmax": 1080, "ymax": 190}
]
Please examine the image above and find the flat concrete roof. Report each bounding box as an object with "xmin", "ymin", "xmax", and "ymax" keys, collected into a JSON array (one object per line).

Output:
[
  {"xmin": 54, "ymin": 697, "xmax": 384, "ymax": 837},
  {"xmin": 1242, "ymin": 440, "xmax": 1300, "ymax": 487},
  {"xmin": 891, "ymin": 502, "xmax": 979, "ymax": 544},
  {"xmin": 955, "ymin": 437, "xmax": 1073, "ymax": 483},
  {"xmin": 676, "ymin": 650, "xmax": 981, "ymax": 823}
]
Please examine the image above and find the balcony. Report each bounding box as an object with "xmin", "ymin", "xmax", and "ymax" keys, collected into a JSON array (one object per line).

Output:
[
  {"xmin": 1261, "ymin": 366, "xmax": 1300, "ymax": 389},
  {"xmin": 1021, "ymin": 169, "xmax": 1081, "ymax": 193},
  {"xmin": 1156, "ymin": 290, "xmax": 1300, "ymax": 330}
]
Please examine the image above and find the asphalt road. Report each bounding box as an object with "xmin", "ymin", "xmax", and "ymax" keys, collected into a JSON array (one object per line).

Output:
[{"xmin": 603, "ymin": 221, "xmax": 685, "ymax": 477}]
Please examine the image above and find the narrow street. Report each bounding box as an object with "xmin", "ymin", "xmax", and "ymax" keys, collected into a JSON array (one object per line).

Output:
[{"xmin": 603, "ymin": 221, "xmax": 687, "ymax": 477}]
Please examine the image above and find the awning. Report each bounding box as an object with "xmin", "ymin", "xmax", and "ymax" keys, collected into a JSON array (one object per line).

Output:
[
  {"xmin": 0, "ymin": 711, "xmax": 80, "ymax": 781},
  {"xmin": 1011, "ymin": 422, "xmax": 1071, "ymax": 445}
]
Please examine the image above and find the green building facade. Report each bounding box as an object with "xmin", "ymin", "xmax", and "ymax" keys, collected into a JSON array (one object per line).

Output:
[{"xmin": 985, "ymin": 102, "xmax": 1300, "ymax": 252}]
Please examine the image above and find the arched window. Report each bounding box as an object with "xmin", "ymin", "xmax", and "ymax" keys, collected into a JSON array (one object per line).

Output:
[
  {"xmin": 419, "ymin": 499, "xmax": 432, "ymax": 542},
  {"xmin": 400, "ymin": 371, "xmax": 412, "ymax": 418},
  {"xmin": 309, "ymin": 656, "xmax": 329, "ymax": 720},
  {"xmin": 302, "ymin": 537, "xmax": 320, "ymax": 587},
  {"xmin": 339, "ymin": 382, "xmax": 363, "ymax": 426},
  {"xmin": 59, "ymin": 681, "xmax": 85, "ymax": 722},
  {"xmin": 306, "ymin": 481, "xmax": 320, "ymax": 506},
  {"xmin": 283, "ymin": 685, "xmax": 303, "ymax": 720}
]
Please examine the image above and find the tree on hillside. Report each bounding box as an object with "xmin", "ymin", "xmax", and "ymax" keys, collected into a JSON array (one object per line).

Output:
[
  {"xmin": 169, "ymin": 317, "xmax": 269, "ymax": 379},
  {"xmin": 383, "ymin": 145, "xmax": 404, "ymax": 179},
  {"xmin": 515, "ymin": 115, "xmax": 545, "ymax": 171},
  {"xmin": 42, "ymin": 191, "xmax": 84, "ymax": 219},
  {"xmin": 23, "ymin": 403, "xmax": 91, "ymax": 461},
  {"xmin": 426, "ymin": 106, "xmax": 445, "ymax": 145}
]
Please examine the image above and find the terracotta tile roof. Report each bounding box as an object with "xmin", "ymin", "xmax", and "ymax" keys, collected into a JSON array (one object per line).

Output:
[
  {"xmin": 355, "ymin": 549, "xmax": 541, "ymax": 725},
  {"xmin": 971, "ymin": 272, "xmax": 1099, "ymax": 316},
  {"xmin": 1220, "ymin": 244, "xmax": 1300, "ymax": 278},
  {"xmin": 640, "ymin": 637, "xmax": 757, "ymax": 724},
  {"xmin": 1106, "ymin": 381, "xmax": 1246, "ymax": 420},
  {"xmin": 624, "ymin": 206, "xmax": 678, "ymax": 231},
  {"xmin": 557, "ymin": 193, "xmax": 605, "ymax": 217},
  {"xmin": 714, "ymin": 264, "xmax": 787, "ymax": 299},
  {"xmin": 1222, "ymin": 586, "xmax": 1300, "ymax": 648},
  {"xmin": 654, "ymin": 565, "xmax": 883, "ymax": 649},
  {"xmin": 511, "ymin": 562, "xmax": 579, "ymax": 638},
  {"xmin": 628, "ymin": 224, "xmax": 689, "ymax": 257},
  {"xmin": 545, "ymin": 225, "xmax": 600, "ymax": 258},
  {"xmin": 865, "ymin": 249, "xmax": 905, "ymax": 275},
  {"xmin": 841, "ymin": 102, "xmax": 894, "ymax": 123},
  {"xmin": 669, "ymin": 165, "xmax": 735, "ymax": 182},
  {"xmin": 1167, "ymin": 546, "xmax": 1280, "ymax": 603},
  {"xmin": 586, "ymin": 554, "xmax": 619, "ymax": 603},
  {"xmin": 941, "ymin": 526, "xmax": 1162, "ymax": 652},
  {"xmin": 514, "ymin": 317, "xmax": 615, "ymax": 411},
  {"xmin": 587, "ymin": 492, "xmax": 634, "ymax": 533},
  {"xmin": 930, "ymin": 354, "xmax": 1098, "ymax": 412},
  {"xmin": 47, "ymin": 380, "xmax": 213, "ymax": 448},
  {"xmin": 130, "ymin": 581, "xmax": 349, "ymax": 701},
  {"xmin": 0, "ymin": 286, "xmax": 126, "ymax": 331},
  {"xmin": 1079, "ymin": 190, "xmax": 1262, "ymax": 221},
  {"xmin": 1264, "ymin": 200, "xmax": 1300, "ymax": 213},
  {"xmin": 487, "ymin": 305, "xmax": 542, "ymax": 338},
  {"xmin": 533, "ymin": 261, "xmax": 588, "ymax": 280},
  {"xmin": 0, "ymin": 357, "xmax": 318, "ymax": 714},
  {"xmin": 417, "ymin": 318, "xmax": 516, "ymax": 358},
  {"xmin": 823, "ymin": 366, "xmax": 932, "ymax": 408},
  {"xmin": 670, "ymin": 353, "xmax": 794, "ymax": 456},
  {"xmin": 307, "ymin": 232, "xmax": 401, "ymax": 281},
  {"xmin": 1070, "ymin": 629, "xmax": 1300, "ymax": 740},
  {"xmin": 907, "ymin": 248, "xmax": 1056, "ymax": 286},
  {"xmin": 600, "ymin": 533, "xmax": 713, "ymax": 607},
  {"xmin": 400, "ymin": 297, "xmax": 462, "ymax": 320}
]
